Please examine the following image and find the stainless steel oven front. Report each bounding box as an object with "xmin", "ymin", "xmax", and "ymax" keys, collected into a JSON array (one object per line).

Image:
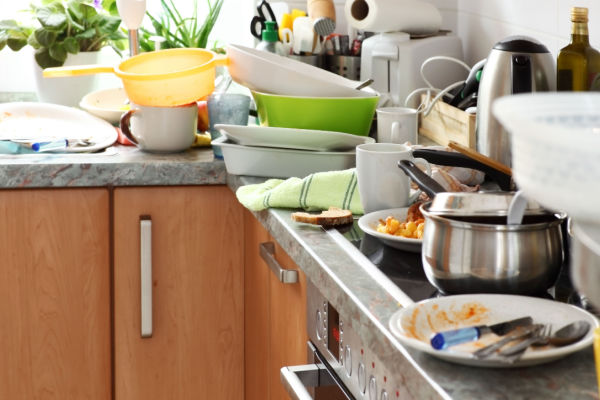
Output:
[{"xmin": 281, "ymin": 280, "xmax": 399, "ymax": 400}]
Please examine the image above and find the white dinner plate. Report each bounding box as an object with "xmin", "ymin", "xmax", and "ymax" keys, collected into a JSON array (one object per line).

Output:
[
  {"xmin": 357, "ymin": 207, "xmax": 422, "ymax": 252},
  {"xmin": 215, "ymin": 124, "xmax": 375, "ymax": 152},
  {"xmin": 389, "ymin": 294, "xmax": 599, "ymax": 368},
  {"xmin": 0, "ymin": 102, "xmax": 118, "ymax": 153}
]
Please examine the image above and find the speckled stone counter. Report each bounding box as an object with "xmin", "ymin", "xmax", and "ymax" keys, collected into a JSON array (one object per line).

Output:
[
  {"xmin": 229, "ymin": 175, "xmax": 600, "ymax": 400},
  {"xmin": 0, "ymin": 145, "xmax": 226, "ymax": 188}
]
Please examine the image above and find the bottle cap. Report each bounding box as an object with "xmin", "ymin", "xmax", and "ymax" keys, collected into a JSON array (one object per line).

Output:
[
  {"xmin": 571, "ymin": 7, "xmax": 588, "ymax": 23},
  {"xmin": 262, "ymin": 21, "xmax": 279, "ymax": 42}
]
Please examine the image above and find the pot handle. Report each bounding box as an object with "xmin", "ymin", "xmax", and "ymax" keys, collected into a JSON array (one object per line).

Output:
[
  {"xmin": 43, "ymin": 64, "xmax": 115, "ymax": 78},
  {"xmin": 412, "ymin": 149, "xmax": 513, "ymax": 191},
  {"xmin": 398, "ymin": 159, "xmax": 446, "ymax": 198},
  {"xmin": 119, "ymin": 109, "xmax": 139, "ymax": 145},
  {"xmin": 213, "ymin": 54, "xmax": 229, "ymax": 67}
]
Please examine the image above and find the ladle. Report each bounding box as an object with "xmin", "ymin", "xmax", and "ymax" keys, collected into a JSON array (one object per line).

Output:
[{"xmin": 507, "ymin": 190, "xmax": 528, "ymax": 225}]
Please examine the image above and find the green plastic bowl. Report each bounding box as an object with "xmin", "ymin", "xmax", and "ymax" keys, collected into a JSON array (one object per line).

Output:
[{"xmin": 251, "ymin": 90, "xmax": 379, "ymax": 136}]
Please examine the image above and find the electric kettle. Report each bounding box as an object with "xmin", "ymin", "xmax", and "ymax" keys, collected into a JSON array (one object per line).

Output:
[{"xmin": 476, "ymin": 36, "xmax": 555, "ymax": 167}]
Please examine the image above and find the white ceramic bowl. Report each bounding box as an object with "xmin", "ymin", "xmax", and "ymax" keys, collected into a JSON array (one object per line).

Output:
[
  {"xmin": 225, "ymin": 44, "xmax": 375, "ymax": 98},
  {"xmin": 80, "ymin": 87, "xmax": 129, "ymax": 124},
  {"xmin": 493, "ymin": 92, "xmax": 600, "ymax": 223}
]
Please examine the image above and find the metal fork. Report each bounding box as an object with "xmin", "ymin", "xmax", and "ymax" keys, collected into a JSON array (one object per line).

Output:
[{"xmin": 497, "ymin": 324, "xmax": 553, "ymax": 363}]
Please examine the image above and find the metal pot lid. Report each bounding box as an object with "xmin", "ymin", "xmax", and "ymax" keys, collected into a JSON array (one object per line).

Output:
[{"xmin": 427, "ymin": 191, "xmax": 547, "ymax": 217}]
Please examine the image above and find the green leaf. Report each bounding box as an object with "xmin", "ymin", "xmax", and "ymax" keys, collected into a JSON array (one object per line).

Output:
[
  {"xmin": 7, "ymin": 37, "xmax": 28, "ymax": 51},
  {"xmin": 36, "ymin": 6, "xmax": 67, "ymax": 30},
  {"xmin": 96, "ymin": 14, "xmax": 121, "ymax": 33},
  {"xmin": 75, "ymin": 28, "xmax": 96, "ymax": 40},
  {"xmin": 27, "ymin": 33, "xmax": 41, "ymax": 49},
  {"xmin": 66, "ymin": 0, "xmax": 84, "ymax": 21},
  {"xmin": 63, "ymin": 36, "xmax": 79, "ymax": 53},
  {"xmin": 0, "ymin": 20, "xmax": 19, "ymax": 30},
  {"xmin": 0, "ymin": 34, "xmax": 6, "ymax": 51},
  {"xmin": 34, "ymin": 27, "xmax": 57, "ymax": 47},
  {"xmin": 34, "ymin": 47, "xmax": 65, "ymax": 68},
  {"xmin": 49, "ymin": 42, "xmax": 67, "ymax": 62}
]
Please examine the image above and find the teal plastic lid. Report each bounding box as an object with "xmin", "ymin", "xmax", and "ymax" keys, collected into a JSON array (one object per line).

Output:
[{"xmin": 262, "ymin": 21, "xmax": 279, "ymax": 42}]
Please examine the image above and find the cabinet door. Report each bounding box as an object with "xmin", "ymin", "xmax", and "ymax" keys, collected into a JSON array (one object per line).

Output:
[
  {"xmin": 0, "ymin": 189, "xmax": 111, "ymax": 400},
  {"xmin": 244, "ymin": 210, "xmax": 271, "ymax": 400},
  {"xmin": 269, "ymin": 240, "xmax": 308, "ymax": 400},
  {"xmin": 114, "ymin": 186, "xmax": 244, "ymax": 400},
  {"xmin": 243, "ymin": 211, "xmax": 308, "ymax": 400}
]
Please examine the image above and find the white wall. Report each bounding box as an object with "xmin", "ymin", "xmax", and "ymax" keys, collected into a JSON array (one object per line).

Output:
[{"xmin": 4, "ymin": 0, "xmax": 600, "ymax": 92}]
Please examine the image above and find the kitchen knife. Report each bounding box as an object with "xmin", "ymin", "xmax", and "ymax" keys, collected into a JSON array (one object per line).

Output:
[{"xmin": 430, "ymin": 316, "xmax": 533, "ymax": 350}]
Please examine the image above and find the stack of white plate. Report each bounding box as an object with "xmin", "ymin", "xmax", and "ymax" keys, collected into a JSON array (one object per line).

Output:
[{"xmin": 212, "ymin": 124, "xmax": 375, "ymax": 178}]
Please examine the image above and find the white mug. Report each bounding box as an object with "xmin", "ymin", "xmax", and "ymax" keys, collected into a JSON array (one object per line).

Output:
[
  {"xmin": 376, "ymin": 107, "xmax": 418, "ymax": 144},
  {"xmin": 120, "ymin": 102, "xmax": 198, "ymax": 153},
  {"xmin": 356, "ymin": 143, "xmax": 431, "ymax": 214}
]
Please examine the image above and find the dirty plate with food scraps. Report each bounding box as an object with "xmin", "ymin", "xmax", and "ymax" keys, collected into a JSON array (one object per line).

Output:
[
  {"xmin": 388, "ymin": 294, "xmax": 599, "ymax": 367},
  {"xmin": 357, "ymin": 207, "xmax": 422, "ymax": 252},
  {"xmin": 215, "ymin": 123, "xmax": 375, "ymax": 151},
  {"xmin": 0, "ymin": 102, "xmax": 118, "ymax": 153}
]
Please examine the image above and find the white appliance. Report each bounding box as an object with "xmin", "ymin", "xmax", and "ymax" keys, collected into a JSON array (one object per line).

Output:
[{"xmin": 360, "ymin": 32, "xmax": 465, "ymax": 107}]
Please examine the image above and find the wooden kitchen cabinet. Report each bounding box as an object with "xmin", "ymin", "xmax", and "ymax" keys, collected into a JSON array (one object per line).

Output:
[
  {"xmin": 0, "ymin": 188, "xmax": 111, "ymax": 400},
  {"xmin": 244, "ymin": 210, "xmax": 308, "ymax": 400},
  {"xmin": 113, "ymin": 186, "xmax": 244, "ymax": 399}
]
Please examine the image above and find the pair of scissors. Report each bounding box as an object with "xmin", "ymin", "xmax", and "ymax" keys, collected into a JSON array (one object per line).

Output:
[{"xmin": 250, "ymin": 0, "xmax": 278, "ymax": 40}]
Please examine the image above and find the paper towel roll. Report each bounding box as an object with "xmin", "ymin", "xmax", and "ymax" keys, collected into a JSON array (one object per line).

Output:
[{"xmin": 345, "ymin": 0, "xmax": 442, "ymax": 34}]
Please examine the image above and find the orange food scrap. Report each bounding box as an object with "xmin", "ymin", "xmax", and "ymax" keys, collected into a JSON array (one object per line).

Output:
[{"xmin": 405, "ymin": 306, "xmax": 421, "ymax": 339}]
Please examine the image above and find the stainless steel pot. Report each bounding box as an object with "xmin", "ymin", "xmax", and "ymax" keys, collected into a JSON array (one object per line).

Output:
[
  {"xmin": 571, "ymin": 221, "xmax": 600, "ymax": 308},
  {"xmin": 398, "ymin": 159, "xmax": 566, "ymax": 295},
  {"xmin": 421, "ymin": 205, "xmax": 566, "ymax": 295}
]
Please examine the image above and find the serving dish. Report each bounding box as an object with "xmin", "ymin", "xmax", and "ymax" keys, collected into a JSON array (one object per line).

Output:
[
  {"xmin": 0, "ymin": 102, "xmax": 117, "ymax": 153},
  {"xmin": 215, "ymin": 124, "xmax": 375, "ymax": 151},
  {"xmin": 80, "ymin": 87, "xmax": 129, "ymax": 124},
  {"xmin": 252, "ymin": 90, "xmax": 379, "ymax": 136},
  {"xmin": 211, "ymin": 136, "xmax": 356, "ymax": 178},
  {"xmin": 493, "ymin": 92, "xmax": 600, "ymax": 223},
  {"xmin": 357, "ymin": 207, "xmax": 422, "ymax": 252},
  {"xmin": 225, "ymin": 43, "xmax": 376, "ymax": 97},
  {"xmin": 388, "ymin": 294, "xmax": 599, "ymax": 368}
]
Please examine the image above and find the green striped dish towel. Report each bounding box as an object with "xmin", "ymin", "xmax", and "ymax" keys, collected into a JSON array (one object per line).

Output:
[{"xmin": 235, "ymin": 169, "xmax": 363, "ymax": 215}]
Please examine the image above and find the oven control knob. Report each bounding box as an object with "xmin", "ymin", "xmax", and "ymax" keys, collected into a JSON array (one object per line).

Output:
[
  {"xmin": 316, "ymin": 310, "xmax": 323, "ymax": 340},
  {"xmin": 344, "ymin": 346, "xmax": 352, "ymax": 376},
  {"xmin": 381, "ymin": 390, "xmax": 389, "ymax": 400},
  {"xmin": 357, "ymin": 362, "xmax": 366, "ymax": 394},
  {"xmin": 368, "ymin": 376, "xmax": 377, "ymax": 399}
]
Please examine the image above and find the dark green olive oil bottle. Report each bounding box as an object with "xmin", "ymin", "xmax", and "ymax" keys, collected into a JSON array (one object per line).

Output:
[{"xmin": 557, "ymin": 7, "xmax": 600, "ymax": 91}]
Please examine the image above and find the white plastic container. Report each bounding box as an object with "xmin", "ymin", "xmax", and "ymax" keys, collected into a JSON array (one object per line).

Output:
[{"xmin": 211, "ymin": 136, "xmax": 356, "ymax": 178}]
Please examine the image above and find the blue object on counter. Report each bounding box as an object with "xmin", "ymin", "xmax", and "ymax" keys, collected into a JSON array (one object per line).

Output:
[
  {"xmin": 0, "ymin": 141, "xmax": 36, "ymax": 154},
  {"xmin": 430, "ymin": 327, "xmax": 481, "ymax": 350},
  {"xmin": 31, "ymin": 139, "xmax": 68, "ymax": 152}
]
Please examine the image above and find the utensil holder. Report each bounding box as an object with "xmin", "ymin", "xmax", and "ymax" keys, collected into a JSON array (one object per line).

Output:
[
  {"xmin": 419, "ymin": 94, "xmax": 476, "ymax": 148},
  {"xmin": 287, "ymin": 54, "xmax": 324, "ymax": 69},
  {"xmin": 324, "ymin": 55, "xmax": 361, "ymax": 80}
]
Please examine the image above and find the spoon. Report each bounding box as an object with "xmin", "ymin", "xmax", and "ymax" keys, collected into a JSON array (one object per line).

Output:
[
  {"xmin": 547, "ymin": 320, "xmax": 590, "ymax": 346},
  {"xmin": 355, "ymin": 78, "xmax": 374, "ymax": 90}
]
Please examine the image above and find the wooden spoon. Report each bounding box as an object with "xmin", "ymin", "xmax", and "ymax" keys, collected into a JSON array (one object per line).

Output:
[{"xmin": 448, "ymin": 140, "xmax": 512, "ymax": 177}]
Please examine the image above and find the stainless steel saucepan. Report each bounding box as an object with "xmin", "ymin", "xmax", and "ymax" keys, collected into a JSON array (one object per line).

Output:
[{"xmin": 398, "ymin": 160, "xmax": 566, "ymax": 295}]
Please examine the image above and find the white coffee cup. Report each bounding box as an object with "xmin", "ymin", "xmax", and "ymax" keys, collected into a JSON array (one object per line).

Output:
[
  {"xmin": 376, "ymin": 107, "xmax": 418, "ymax": 144},
  {"xmin": 356, "ymin": 143, "xmax": 431, "ymax": 214},
  {"xmin": 120, "ymin": 102, "xmax": 198, "ymax": 153}
]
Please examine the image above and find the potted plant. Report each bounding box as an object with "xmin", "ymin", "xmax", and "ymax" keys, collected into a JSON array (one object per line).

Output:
[
  {"xmin": 138, "ymin": 0, "xmax": 224, "ymax": 51},
  {"xmin": 0, "ymin": 0, "xmax": 126, "ymax": 106}
]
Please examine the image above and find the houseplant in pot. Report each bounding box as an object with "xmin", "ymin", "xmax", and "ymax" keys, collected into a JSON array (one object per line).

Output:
[{"xmin": 0, "ymin": 0, "xmax": 126, "ymax": 106}]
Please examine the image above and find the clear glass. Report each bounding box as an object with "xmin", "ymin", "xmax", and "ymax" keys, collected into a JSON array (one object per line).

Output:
[{"xmin": 207, "ymin": 93, "xmax": 251, "ymax": 158}]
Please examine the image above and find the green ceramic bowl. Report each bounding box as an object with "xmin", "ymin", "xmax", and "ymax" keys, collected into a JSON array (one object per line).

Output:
[{"xmin": 251, "ymin": 90, "xmax": 379, "ymax": 136}]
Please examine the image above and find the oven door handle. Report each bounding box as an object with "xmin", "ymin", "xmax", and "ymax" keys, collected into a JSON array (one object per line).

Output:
[
  {"xmin": 280, "ymin": 364, "xmax": 320, "ymax": 400},
  {"xmin": 281, "ymin": 363, "xmax": 352, "ymax": 400}
]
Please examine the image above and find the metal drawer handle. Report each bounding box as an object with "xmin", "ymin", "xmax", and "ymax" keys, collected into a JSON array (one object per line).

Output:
[
  {"xmin": 140, "ymin": 216, "xmax": 152, "ymax": 338},
  {"xmin": 259, "ymin": 242, "xmax": 298, "ymax": 284}
]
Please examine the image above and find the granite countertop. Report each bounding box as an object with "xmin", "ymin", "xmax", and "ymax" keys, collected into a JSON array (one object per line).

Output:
[{"xmin": 227, "ymin": 175, "xmax": 599, "ymax": 400}]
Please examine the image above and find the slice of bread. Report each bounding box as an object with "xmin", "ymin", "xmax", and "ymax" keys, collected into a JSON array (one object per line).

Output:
[{"xmin": 291, "ymin": 207, "xmax": 353, "ymax": 226}]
